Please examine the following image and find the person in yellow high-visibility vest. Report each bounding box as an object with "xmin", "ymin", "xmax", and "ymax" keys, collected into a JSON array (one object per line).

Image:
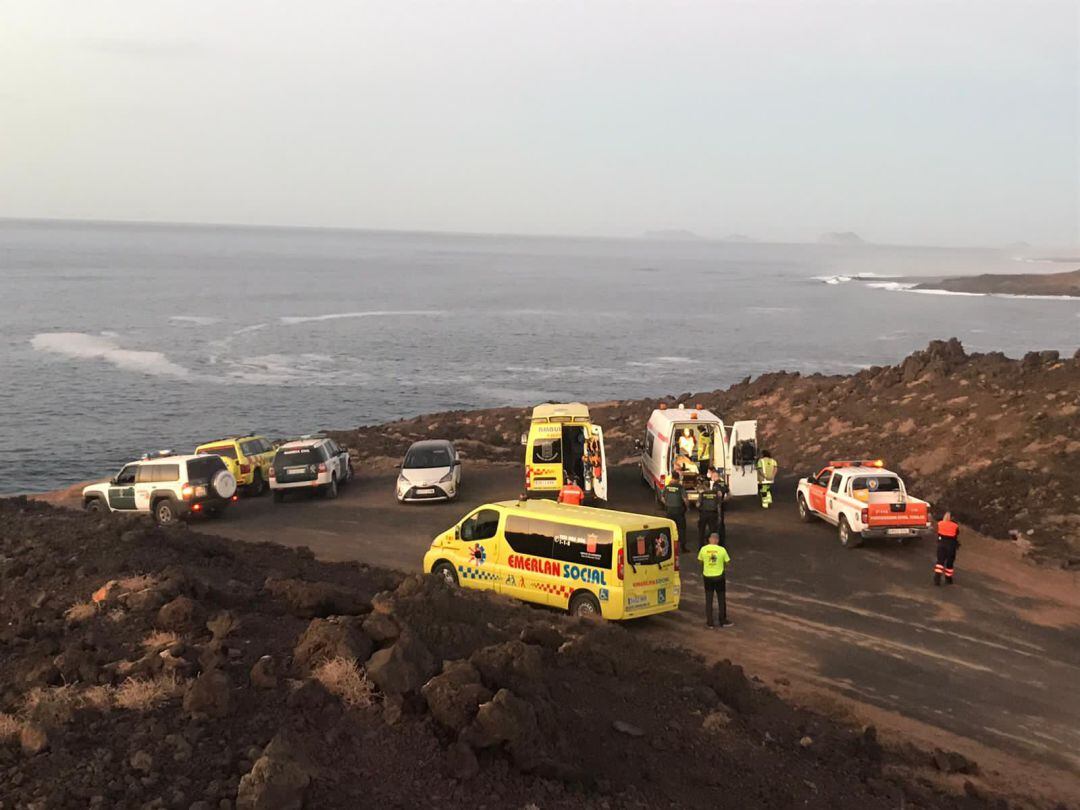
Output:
[
  {"xmin": 696, "ymin": 429, "xmax": 713, "ymax": 476},
  {"xmin": 755, "ymin": 450, "xmax": 778, "ymax": 509}
]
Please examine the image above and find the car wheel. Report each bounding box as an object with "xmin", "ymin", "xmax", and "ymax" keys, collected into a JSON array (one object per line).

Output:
[
  {"xmin": 797, "ymin": 495, "xmax": 813, "ymax": 523},
  {"xmin": 84, "ymin": 498, "xmax": 105, "ymax": 515},
  {"xmin": 250, "ymin": 469, "xmax": 266, "ymax": 497},
  {"xmin": 324, "ymin": 476, "xmax": 338, "ymax": 500},
  {"xmin": 433, "ymin": 562, "xmax": 458, "ymax": 587},
  {"xmin": 272, "ymin": 491, "xmax": 285, "ymax": 504},
  {"xmin": 839, "ymin": 516, "xmax": 860, "ymax": 548},
  {"xmin": 154, "ymin": 499, "xmax": 178, "ymax": 526},
  {"xmin": 568, "ymin": 591, "xmax": 602, "ymax": 619}
]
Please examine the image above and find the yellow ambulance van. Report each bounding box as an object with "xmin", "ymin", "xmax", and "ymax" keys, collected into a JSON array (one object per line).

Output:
[
  {"xmin": 522, "ymin": 403, "xmax": 608, "ymax": 501},
  {"xmin": 422, "ymin": 499, "xmax": 679, "ymax": 620}
]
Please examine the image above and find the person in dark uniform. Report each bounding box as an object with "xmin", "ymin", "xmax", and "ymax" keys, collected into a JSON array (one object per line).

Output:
[
  {"xmin": 663, "ymin": 471, "xmax": 689, "ymax": 553},
  {"xmin": 934, "ymin": 511, "xmax": 961, "ymax": 585},
  {"xmin": 697, "ymin": 478, "xmax": 722, "ymax": 551}
]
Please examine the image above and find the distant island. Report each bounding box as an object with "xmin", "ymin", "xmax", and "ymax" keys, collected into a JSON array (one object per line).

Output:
[
  {"xmin": 641, "ymin": 229, "xmax": 703, "ymax": 241},
  {"xmin": 818, "ymin": 231, "xmax": 866, "ymax": 245},
  {"xmin": 915, "ymin": 268, "xmax": 1080, "ymax": 298}
]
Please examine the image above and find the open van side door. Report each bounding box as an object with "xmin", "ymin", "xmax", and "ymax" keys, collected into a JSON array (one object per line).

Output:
[
  {"xmin": 590, "ymin": 425, "xmax": 608, "ymax": 501},
  {"xmin": 725, "ymin": 420, "xmax": 759, "ymax": 497}
]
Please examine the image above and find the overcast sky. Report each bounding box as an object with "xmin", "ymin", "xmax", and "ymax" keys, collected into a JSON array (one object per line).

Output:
[{"xmin": 1, "ymin": 1, "xmax": 1077, "ymax": 246}]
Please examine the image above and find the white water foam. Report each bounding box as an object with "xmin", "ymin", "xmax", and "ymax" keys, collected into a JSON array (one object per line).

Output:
[
  {"xmin": 169, "ymin": 315, "xmax": 220, "ymax": 326},
  {"xmin": 233, "ymin": 323, "xmax": 268, "ymax": 334},
  {"xmin": 279, "ymin": 309, "xmax": 443, "ymax": 325},
  {"xmin": 31, "ymin": 332, "xmax": 192, "ymax": 378}
]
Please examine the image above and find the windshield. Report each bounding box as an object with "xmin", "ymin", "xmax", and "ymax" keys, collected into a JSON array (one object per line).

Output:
[
  {"xmin": 275, "ymin": 447, "xmax": 322, "ymax": 466},
  {"xmin": 850, "ymin": 476, "xmax": 901, "ymax": 493},
  {"xmin": 186, "ymin": 456, "xmax": 226, "ymax": 482},
  {"xmin": 198, "ymin": 445, "xmax": 237, "ymax": 459},
  {"xmin": 404, "ymin": 446, "xmax": 452, "ymax": 469}
]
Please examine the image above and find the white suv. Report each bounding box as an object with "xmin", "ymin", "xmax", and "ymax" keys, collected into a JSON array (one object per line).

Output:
[
  {"xmin": 269, "ymin": 436, "xmax": 352, "ymax": 502},
  {"xmin": 82, "ymin": 453, "xmax": 238, "ymax": 525}
]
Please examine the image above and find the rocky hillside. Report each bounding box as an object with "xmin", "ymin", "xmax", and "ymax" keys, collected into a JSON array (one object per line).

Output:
[
  {"xmin": 914, "ymin": 268, "xmax": 1080, "ymax": 297},
  {"xmin": 331, "ymin": 340, "xmax": 1079, "ymax": 565},
  {"xmin": 0, "ymin": 499, "xmax": 1037, "ymax": 808}
]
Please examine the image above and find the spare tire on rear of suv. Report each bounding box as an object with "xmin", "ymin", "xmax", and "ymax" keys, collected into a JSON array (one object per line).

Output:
[{"xmin": 211, "ymin": 470, "xmax": 237, "ymax": 499}]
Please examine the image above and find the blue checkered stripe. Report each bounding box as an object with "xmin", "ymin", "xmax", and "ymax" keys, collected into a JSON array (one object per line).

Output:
[{"xmin": 458, "ymin": 565, "xmax": 500, "ymax": 583}]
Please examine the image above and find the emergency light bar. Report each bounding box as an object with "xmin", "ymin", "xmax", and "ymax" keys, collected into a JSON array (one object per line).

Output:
[{"xmin": 829, "ymin": 459, "xmax": 885, "ymax": 468}]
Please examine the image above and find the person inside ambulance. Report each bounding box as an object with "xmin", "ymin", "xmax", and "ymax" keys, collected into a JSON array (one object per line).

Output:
[
  {"xmin": 677, "ymin": 428, "xmax": 696, "ymax": 458},
  {"xmin": 587, "ymin": 435, "xmax": 602, "ymax": 484},
  {"xmin": 696, "ymin": 428, "xmax": 713, "ymax": 476}
]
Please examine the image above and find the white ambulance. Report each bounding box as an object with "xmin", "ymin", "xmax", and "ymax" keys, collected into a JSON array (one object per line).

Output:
[{"xmin": 639, "ymin": 404, "xmax": 759, "ymax": 504}]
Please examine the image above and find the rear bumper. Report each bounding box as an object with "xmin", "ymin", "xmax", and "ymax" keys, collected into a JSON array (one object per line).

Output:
[
  {"xmin": 180, "ymin": 496, "xmax": 230, "ymax": 516},
  {"xmin": 859, "ymin": 525, "xmax": 932, "ymax": 539},
  {"xmin": 270, "ymin": 474, "xmax": 331, "ymax": 491}
]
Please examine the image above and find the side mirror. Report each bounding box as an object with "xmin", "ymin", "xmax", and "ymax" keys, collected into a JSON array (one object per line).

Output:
[
  {"xmin": 454, "ymin": 527, "xmax": 461, "ymax": 541},
  {"xmin": 453, "ymin": 459, "xmax": 462, "ymax": 466},
  {"xmin": 634, "ymin": 439, "xmax": 643, "ymax": 451},
  {"xmin": 109, "ymin": 477, "xmax": 118, "ymax": 485},
  {"xmin": 520, "ymin": 433, "xmax": 528, "ymax": 446}
]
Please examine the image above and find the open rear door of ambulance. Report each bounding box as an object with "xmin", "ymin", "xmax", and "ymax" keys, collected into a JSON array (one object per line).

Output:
[
  {"xmin": 725, "ymin": 420, "xmax": 759, "ymax": 497},
  {"xmin": 590, "ymin": 424, "xmax": 608, "ymax": 501}
]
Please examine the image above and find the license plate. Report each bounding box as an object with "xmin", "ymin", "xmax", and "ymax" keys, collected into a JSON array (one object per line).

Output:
[
  {"xmin": 887, "ymin": 528, "xmax": 910, "ymax": 536},
  {"xmin": 286, "ymin": 467, "xmax": 306, "ymax": 475},
  {"xmin": 417, "ymin": 488, "xmax": 436, "ymax": 495}
]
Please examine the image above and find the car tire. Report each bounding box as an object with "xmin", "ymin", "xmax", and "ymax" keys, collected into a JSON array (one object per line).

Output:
[
  {"xmin": 154, "ymin": 499, "xmax": 178, "ymax": 526},
  {"xmin": 211, "ymin": 470, "xmax": 237, "ymax": 499},
  {"xmin": 272, "ymin": 491, "xmax": 285, "ymax": 504},
  {"xmin": 432, "ymin": 561, "xmax": 458, "ymax": 587},
  {"xmin": 838, "ymin": 516, "xmax": 860, "ymax": 548},
  {"xmin": 323, "ymin": 476, "xmax": 338, "ymax": 500},
  {"xmin": 797, "ymin": 495, "xmax": 813, "ymax": 523},
  {"xmin": 84, "ymin": 498, "xmax": 105, "ymax": 515},
  {"xmin": 568, "ymin": 591, "xmax": 602, "ymax": 619},
  {"xmin": 249, "ymin": 469, "xmax": 266, "ymax": 497}
]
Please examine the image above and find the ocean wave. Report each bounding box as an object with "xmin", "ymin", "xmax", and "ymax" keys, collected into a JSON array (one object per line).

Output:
[
  {"xmin": 813, "ymin": 272, "xmax": 894, "ymax": 285},
  {"xmin": 280, "ymin": 310, "xmax": 443, "ymax": 325},
  {"xmin": 233, "ymin": 323, "xmax": 268, "ymax": 335},
  {"xmin": 627, "ymin": 356, "xmax": 697, "ymax": 368},
  {"xmin": 866, "ymin": 281, "xmax": 917, "ymax": 292},
  {"xmin": 31, "ymin": 332, "xmax": 192, "ymax": 379},
  {"xmin": 169, "ymin": 315, "xmax": 220, "ymax": 326}
]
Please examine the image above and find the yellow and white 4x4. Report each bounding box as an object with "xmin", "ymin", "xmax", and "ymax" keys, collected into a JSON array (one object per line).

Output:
[{"xmin": 195, "ymin": 435, "xmax": 275, "ymax": 496}]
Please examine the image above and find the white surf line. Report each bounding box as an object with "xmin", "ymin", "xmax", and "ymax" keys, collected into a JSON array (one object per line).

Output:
[
  {"xmin": 736, "ymin": 583, "xmax": 1052, "ymax": 660},
  {"xmin": 279, "ymin": 309, "xmax": 444, "ymax": 325}
]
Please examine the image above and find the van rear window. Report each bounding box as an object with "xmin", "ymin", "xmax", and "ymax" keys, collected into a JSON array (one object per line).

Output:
[
  {"xmin": 505, "ymin": 517, "xmax": 613, "ymax": 568},
  {"xmin": 625, "ymin": 528, "xmax": 674, "ymax": 566},
  {"xmin": 186, "ymin": 456, "xmax": 227, "ymax": 481},
  {"xmin": 199, "ymin": 445, "xmax": 237, "ymax": 459}
]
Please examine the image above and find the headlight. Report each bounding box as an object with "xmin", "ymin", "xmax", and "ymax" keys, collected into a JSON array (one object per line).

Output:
[
  {"xmin": 397, "ymin": 474, "xmax": 408, "ymax": 489},
  {"xmin": 437, "ymin": 471, "xmax": 453, "ymax": 484}
]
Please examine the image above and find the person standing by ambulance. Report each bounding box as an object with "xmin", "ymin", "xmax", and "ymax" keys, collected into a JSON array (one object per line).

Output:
[
  {"xmin": 934, "ymin": 511, "xmax": 960, "ymax": 585},
  {"xmin": 697, "ymin": 479, "xmax": 722, "ymax": 550},
  {"xmin": 698, "ymin": 532, "xmax": 732, "ymax": 628},
  {"xmin": 756, "ymin": 450, "xmax": 778, "ymax": 509},
  {"xmin": 557, "ymin": 476, "xmax": 584, "ymax": 506},
  {"xmin": 663, "ymin": 471, "xmax": 689, "ymax": 553}
]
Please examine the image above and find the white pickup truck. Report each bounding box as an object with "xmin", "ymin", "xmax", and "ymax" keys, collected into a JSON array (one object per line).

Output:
[{"xmin": 796, "ymin": 460, "xmax": 933, "ymax": 547}]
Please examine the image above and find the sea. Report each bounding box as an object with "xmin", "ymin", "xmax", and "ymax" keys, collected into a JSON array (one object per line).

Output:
[{"xmin": 2, "ymin": 219, "xmax": 1078, "ymax": 494}]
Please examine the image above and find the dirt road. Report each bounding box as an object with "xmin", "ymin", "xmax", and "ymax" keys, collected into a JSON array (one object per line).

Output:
[{"xmin": 197, "ymin": 463, "xmax": 1080, "ymax": 801}]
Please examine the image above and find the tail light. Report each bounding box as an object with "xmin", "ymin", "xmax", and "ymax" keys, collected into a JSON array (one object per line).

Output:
[
  {"xmin": 240, "ymin": 463, "xmax": 251, "ymax": 474},
  {"xmin": 861, "ymin": 508, "xmax": 868, "ymax": 524},
  {"xmin": 268, "ymin": 466, "xmax": 276, "ymax": 478},
  {"xmin": 192, "ymin": 503, "xmax": 201, "ymax": 512},
  {"xmin": 318, "ymin": 463, "xmax": 327, "ymax": 473},
  {"xmin": 617, "ymin": 548, "xmax": 624, "ymax": 581},
  {"xmin": 181, "ymin": 484, "xmax": 193, "ymax": 500},
  {"xmin": 231, "ymin": 495, "xmax": 239, "ymax": 502}
]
